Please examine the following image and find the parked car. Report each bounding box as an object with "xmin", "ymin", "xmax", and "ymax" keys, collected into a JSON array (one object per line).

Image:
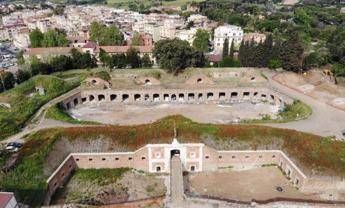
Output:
[{"xmin": 5, "ymin": 142, "xmax": 22, "ymax": 152}]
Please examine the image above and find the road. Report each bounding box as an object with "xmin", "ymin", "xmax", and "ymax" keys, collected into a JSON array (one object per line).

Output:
[{"xmin": 263, "ymin": 70, "xmax": 345, "ymax": 140}]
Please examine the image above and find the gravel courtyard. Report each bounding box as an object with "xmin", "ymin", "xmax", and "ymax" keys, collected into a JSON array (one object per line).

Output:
[
  {"xmin": 68, "ymin": 102, "xmax": 280, "ymax": 125},
  {"xmin": 186, "ymin": 166, "xmax": 320, "ymax": 202}
]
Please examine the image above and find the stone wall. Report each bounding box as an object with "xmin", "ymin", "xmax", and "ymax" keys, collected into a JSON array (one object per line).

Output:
[
  {"xmin": 45, "ymin": 143, "xmax": 309, "ymax": 205},
  {"xmin": 61, "ymin": 87, "xmax": 293, "ymax": 110}
]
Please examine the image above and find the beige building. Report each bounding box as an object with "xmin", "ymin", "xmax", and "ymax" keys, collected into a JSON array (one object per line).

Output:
[{"xmin": 243, "ymin": 32, "xmax": 266, "ymax": 44}]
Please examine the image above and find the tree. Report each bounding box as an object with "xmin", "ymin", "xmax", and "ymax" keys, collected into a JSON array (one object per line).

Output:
[
  {"xmin": 0, "ymin": 71, "xmax": 15, "ymax": 91},
  {"xmin": 280, "ymin": 33, "xmax": 304, "ymax": 72},
  {"xmin": 154, "ymin": 38, "xmax": 199, "ymax": 74},
  {"xmin": 192, "ymin": 29, "xmax": 210, "ymax": 52},
  {"xmin": 90, "ymin": 21, "xmax": 124, "ymax": 46},
  {"xmin": 229, "ymin": 40, "xmax": 235, "ymax": 59},
  {"xmin": 41, "ymin": 29, "xmax": 69, "ymax": 47},
  {"xmin": 50, "ymin": 55, "xmax": 73, "ymax": 72},
  {"xmin": 219, "ymin": 56, "xmax": 241, "ymax": 67},
  {"xmin": 141, "ymin": 54, "xmax": 153, "ymax": 68},
  {"xmin": 126, "ymin": 47, "xmax": 141, "ymax": 68},
  {"xmin": 332, "ymin": 63, "xmax": 345, "ymax": 77},
  {"xmin": 110, "ymin": 54, "xmax": 127, "ymax": 69},
  {"xmin": 327, "ymin": 28, "xmax": 345, "ymax": 64},
  {"xmin": 222, "ymin": 38, "xmax": 229, "ymax": 58},
  {"xmin": 15, "ymin": 69, "xmax": 31, "ymax": 84},
  {"xmin": 268, "ymin": 58, "xmax": 282, "ymax": 69},
  {"xmin": 16, "ymin": 50, "xmax": 25, "ymax": 65},
  {"xmin": 29, "ymin": 29, "xmax": 44, "ymax": 47},
  {"xmin": 131, "ymin": 32, "xmax": 141, "ymax": 46},
  {"xmin": 99, "ymin": 48, "xmax": 111, "ymax": 66}
]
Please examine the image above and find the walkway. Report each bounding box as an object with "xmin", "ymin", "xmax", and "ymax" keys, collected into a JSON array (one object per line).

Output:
[
  {"xmin": 263, "ymin": 70, "xmax": 345, "ymax": 140},
  {"xmin": 170, "ymin": 155, "xmax": 184, "ymax": 206}
]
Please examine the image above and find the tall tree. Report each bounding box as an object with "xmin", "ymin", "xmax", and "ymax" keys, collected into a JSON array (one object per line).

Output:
[
  {"xmin": 0, "ymin": 71, "xmax": 15, "ymax": 91},
  {"xmin": 29, "ymin": 29, "xmax": 44, "ymax": 47},
  {"xmin": 126, "ymin": 47, "xmax": 141, "ymax": 68},
  {"xmin": 131, "ymin": 32, "xmax": 141, "ymax": 46},
  {"xmin": 192, "ymin": 29, "xmax": 210, "ymax": 52},
  {"xmin": 90, "ymin": 21, "xmax": 124, "ymax": 46},
  {"xmin": 153, "ymin": 38, "xmax": 204, "ymax": 74},
  {"xmin": 229, "ymin": 40, "xmax": 235, "ymax": 59},
  {"xmin": 15, "ymin": 69, "xmax": 31, "ymax": 84},
  {"xmin": 280, "ymin": 33, "xmax": 304, "ymax": 72},
  {"xmin": 222, "ymin": 38, "xmax": 229, "ymax": 58},
  {"xmin": 141, "ymin": 54, "xmax": 153, "ymax": 68}
]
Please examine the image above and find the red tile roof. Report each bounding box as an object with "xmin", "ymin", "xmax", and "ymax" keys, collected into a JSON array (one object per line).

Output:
[
  {"xmin": 0, "ymin": 192, "xmax": 13, "ymax": 208},
  {"xmin": 100, "ymin": 45, "xmax": 153, "ymax": 54}
]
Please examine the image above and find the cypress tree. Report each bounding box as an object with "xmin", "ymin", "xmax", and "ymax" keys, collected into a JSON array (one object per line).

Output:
[
  {"xmin": 229, "ymin": 40, "xmax": 235, "ymax": 59},
  {"xmin": 222, "ymin": 38, "xmax": 229, "ymax": 58}
]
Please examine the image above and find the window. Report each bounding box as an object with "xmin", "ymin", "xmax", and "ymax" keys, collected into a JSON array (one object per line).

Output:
[
  {"xmin": 128, "ymin": 157, "xmax": 133, "ymax": 160},
  {"xmin": 259, "ymin": 155, "xmax": 262, "ymax": 158},
  {"xmin": 205, "ymin": 155, "xmax": 209, "ymax": 159},
  {"xmin": 156, "ymin": 166, "xmax": 161, "ymax": 172},
  {"xmin": 89, "ymin": 158, "xmax": 93, "ymax": 161},
  {"xmin": 245, "ymin": 156, "xmax": 250, "ymax": 158},
  {"xmin": 115, "ymin": 157, "xmax": 119, "ymax": 160},
  {"xmin": 76, "ymin": 158, "xmax": 79, "ymax": 161},
  {"xmin": 232, "ymin": 156, "xmax": 236, "ymax": 159},
  {"xmin": 102, "ymin": 158, "xmax": 106, "ymax": 161},
  {"xmin": 218, "ymin": 155, "xmax": 222, "ymax": 159},
  {"xmin": 190, "ymin": 166, "xmax": 196, "ymax": 171},
  {"xmin": 272, "ymin": 155, "xmax": 276, "ymax": 158},
  {"xmin": 141, "ymin": 156, "xmax": 146, "ymax": 160}
]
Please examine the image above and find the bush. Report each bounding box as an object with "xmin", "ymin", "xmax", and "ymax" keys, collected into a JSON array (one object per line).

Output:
[{"xmin": 268, "ymin": 58, "xmax": 282, "ymax": 69}]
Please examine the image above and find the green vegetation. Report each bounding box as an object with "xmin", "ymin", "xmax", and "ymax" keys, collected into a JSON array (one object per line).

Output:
[
  {"xmin": 73, "ymin": 168, "xmax": 130, "ymax": 186},
  {"xmin": 29, "ymin": 28, "xmax": 69, "ymax": 48},
  {"xmin": 1, "ymin": 116, "xmax": 345, "ymax": 206},
  {"xmin": 0, "ymin": 75, "xmax": 79, "ymax": 140},
  {"xmin": 243, "ymin": 100, "xmax": 312, "ymax": 123},
  {"xmin": 90, "ymin": 21, "xmax": 124, "ymax": 46},
  {"xmin": 192, "ymin": 29, "xmax": 210, "ymax": 52},
  {"xmin": 46, "ymin": 104, "xmax": 98, "ymax": 124},
  {"xmin": 153, "ymin": 38, "xmax": 206, "ymax": 74}
]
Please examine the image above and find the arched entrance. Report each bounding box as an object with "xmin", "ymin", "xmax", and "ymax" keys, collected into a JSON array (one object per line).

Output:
[{"xmin": 171, "ymin": 149, "xmax": 180, "ymax": 158}]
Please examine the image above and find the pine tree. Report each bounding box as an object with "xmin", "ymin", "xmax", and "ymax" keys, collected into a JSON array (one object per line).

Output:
[
  {"xmin": 222, "ymin": 38, "xmax": 229, "ymax": 58},
  {"xmin": 280, "ymin": 33, "xmax": 304, "ymax": 72}
]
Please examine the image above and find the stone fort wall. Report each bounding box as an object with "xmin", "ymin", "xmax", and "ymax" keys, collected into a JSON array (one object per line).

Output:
[
  {"xmin": 45, "ymin": 142, "xmax": 309, "ymax": 205},
  {"xmin": 60, "ymin": 87, "xmax": 293, "ymax": 110}
]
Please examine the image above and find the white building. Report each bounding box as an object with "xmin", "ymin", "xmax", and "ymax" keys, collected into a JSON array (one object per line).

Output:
[
  {"xmin": 176, "ymin": 28, "xmax": 198, "ymax": 45},
  {"xmin": 213, "ymin": 25, "xmax": 243, "ymax": 54}
]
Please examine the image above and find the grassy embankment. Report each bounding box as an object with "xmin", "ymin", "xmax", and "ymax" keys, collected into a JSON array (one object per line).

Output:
[
  {"xmin": 0, "ymin": 75, "xmax": 80, "ymax": 140},
  {"xmin": 45, "ymin": 104, "xmax": 99, "ymax": 124},
  {"xmin": 1, "ymin": 116, "xmax": 345, "ymax": 206},
  {"xmin": 243, "ymin": 100, "xmax": 312, "ymax": 123}
]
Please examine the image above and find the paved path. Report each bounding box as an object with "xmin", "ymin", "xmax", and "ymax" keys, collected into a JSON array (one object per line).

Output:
[
  {"xmin": 262, "ymin": 70, "xmax": 345, "ymax": 140},
  {"xmin": 1, "ymin": 87, "xmax": 85, "ymax": 144},
  {"xmin": 170, "ymin": 155, "xmax": 184, "ymax": 206}
]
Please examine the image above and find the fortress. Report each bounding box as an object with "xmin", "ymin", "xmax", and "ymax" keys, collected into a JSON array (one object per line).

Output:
[
  {"xmin": 45, "ymin": 139, "xmax": 306, "ymax": 205},
  {"xmin": 59, "ymin": 69, "xmax": 293, "ymax": 114}
]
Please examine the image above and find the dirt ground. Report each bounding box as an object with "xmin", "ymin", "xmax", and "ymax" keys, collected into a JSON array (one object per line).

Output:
[
  {"xmin": 274, "ymin": 71, "xmax": 345, "ymax": 111},
  {"xmin": 52, "ymin": 170, "xmax": 166, "ymax": 205},
  {"xmin": 187, "ymin": 166, "xmax": 320, "ymax": 202},
  {"xmin": 69, "ymin": 102, "xmax": 280, "ymax": 125}
]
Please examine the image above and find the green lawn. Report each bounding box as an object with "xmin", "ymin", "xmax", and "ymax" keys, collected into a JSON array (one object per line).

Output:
[
  {"xmin": 45, "ymin": 103, "xmax": 99, "ymax": 125},
  {"xmin": 0, "ymin": 75, "xmax": 80, "ymax": 140}
]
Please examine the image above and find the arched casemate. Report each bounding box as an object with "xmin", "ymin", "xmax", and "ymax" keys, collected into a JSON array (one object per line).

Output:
[{"xmin": 61, "ymin": 87, "xmax": 293, "ymax": 109}]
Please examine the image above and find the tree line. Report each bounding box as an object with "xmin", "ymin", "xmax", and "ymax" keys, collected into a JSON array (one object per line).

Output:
[
  {"xmin": 99, "ymin": 48, "xmax": 153, "ymax": 69},
  {"xmin": 29, "ymin": 28, "xmax": 69, "ymax": 47},
  {"xmin": 0, "ymin": 49, "xmax": 97, "ymax": 93}
]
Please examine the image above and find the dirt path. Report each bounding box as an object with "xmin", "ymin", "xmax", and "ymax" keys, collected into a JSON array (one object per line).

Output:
[{"xmin": 262, "ymin": 70, "xmax": 345, "ymax": 140}]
